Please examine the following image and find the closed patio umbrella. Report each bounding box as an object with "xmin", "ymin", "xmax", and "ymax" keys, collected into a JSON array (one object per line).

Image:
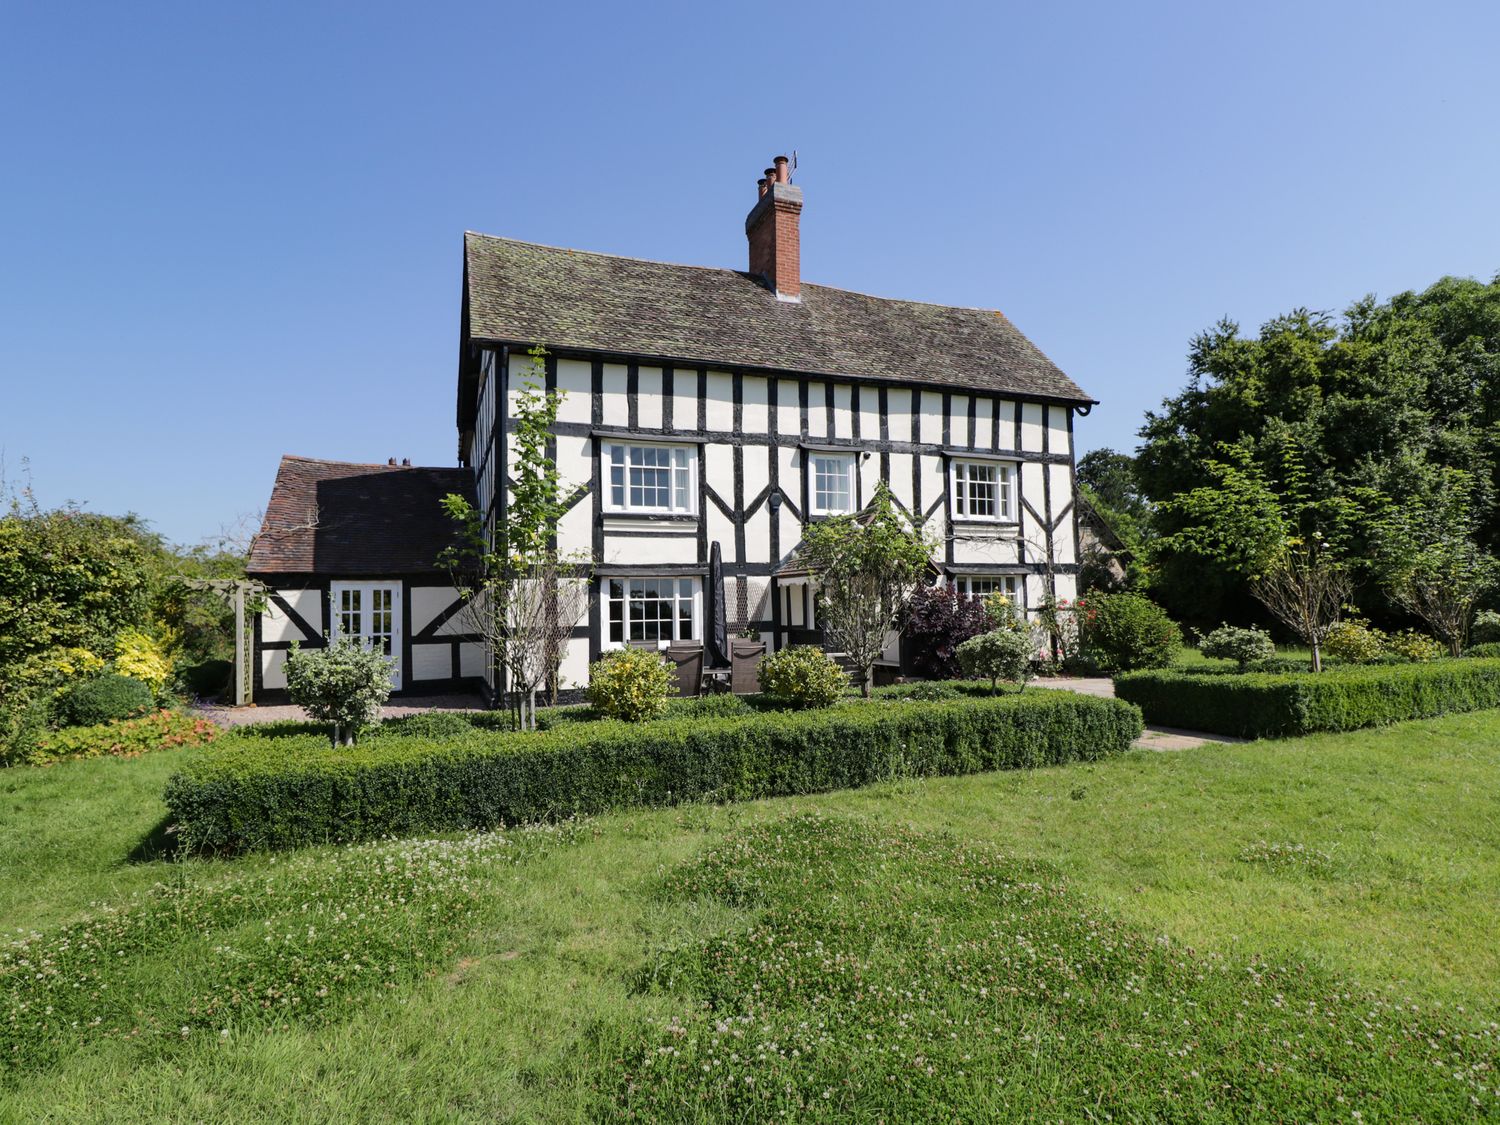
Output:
[{"xmin": 708, "ymin": 540, "xmax": 729, "ymax": 668}]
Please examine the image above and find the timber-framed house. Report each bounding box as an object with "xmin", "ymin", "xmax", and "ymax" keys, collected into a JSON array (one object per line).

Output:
[{"xmin": 246, "ymin": 155, "xmax": 1096, "ymax": 700}]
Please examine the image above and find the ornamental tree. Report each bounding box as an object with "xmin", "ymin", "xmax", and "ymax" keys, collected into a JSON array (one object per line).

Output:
[
  {"xmin": 443, "ymin": 347, "xmax": 592, "ymax": 730},
  {"xmin": 798, "ymin": 482, "xmax": 933, "ymax": 697},
  {"xmin": 1158, "ymin": 439, "xmax": 1370, "ymax": 672},
  {"xmin": 1372, "ymin": 467, "xmax": 1499, "ymax": 657},
  {"xmin": 284, "ymin": 638, "xmax": 393, "ymax": 746}
]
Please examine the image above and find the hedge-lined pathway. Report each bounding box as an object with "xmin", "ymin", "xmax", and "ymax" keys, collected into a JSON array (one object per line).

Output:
[
  {"xmin": 1032, "ymin": 677, "xmax": 1241, "ymax": 750},
  {"xmin": 197, "ymin": 681, "xmax": 1234, "ymax": 750},
  {"xmin": 196, "ymin": 694, "xmax": 488, "ymax": 728}
]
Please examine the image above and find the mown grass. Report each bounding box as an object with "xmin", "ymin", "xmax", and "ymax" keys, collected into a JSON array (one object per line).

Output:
[{"xmin": 2, "ymin": 711, "xmax": 1499, "ymax": 1120}]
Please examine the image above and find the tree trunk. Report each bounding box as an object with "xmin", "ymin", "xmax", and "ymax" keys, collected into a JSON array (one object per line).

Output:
[
  {"xmin": 861, "ymin": 666, "xmax": 873, "ymax": 698},
  {"xmin": 1310, "ymin": 642, "xmax": 1322, "ymax": 674}
]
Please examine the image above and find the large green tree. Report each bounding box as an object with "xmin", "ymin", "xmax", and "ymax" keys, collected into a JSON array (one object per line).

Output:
[{"xmin": 1138, "ymin": 275, "xmax": 1500, "ymax": 624}]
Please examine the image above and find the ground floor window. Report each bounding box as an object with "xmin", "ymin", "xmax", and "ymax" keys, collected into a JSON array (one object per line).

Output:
[
  {"xmin": 952, "ymin": 574, "xmax": 1023, "ymax": 605},
  {"xmin": 607, "ymin": 577, "xmax": 700, "ymax": 644}
]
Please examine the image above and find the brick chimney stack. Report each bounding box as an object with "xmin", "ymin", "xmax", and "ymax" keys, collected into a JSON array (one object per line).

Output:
[{"xmin": 745, "ymin": 154, "xmax": 803, "ymax": 301}]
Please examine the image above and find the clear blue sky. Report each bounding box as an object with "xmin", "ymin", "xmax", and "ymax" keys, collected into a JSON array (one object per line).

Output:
[{"xmin": 3, "ymin": 0, "xmax": 1497, "ymax": 546}]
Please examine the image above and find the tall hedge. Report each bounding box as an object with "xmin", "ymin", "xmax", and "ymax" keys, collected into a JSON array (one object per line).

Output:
[
  {"xmin": 1115, "ymin": 658, "xmax": 1500, "ymax": 739},
  {"xmin": 165, "ymin": 693, "xmax": 1143, "ymax": 852}
]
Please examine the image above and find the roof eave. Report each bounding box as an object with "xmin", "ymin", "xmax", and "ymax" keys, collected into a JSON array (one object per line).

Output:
[{"xmin": 461, "ymin": 333, "xmax": 1098, "ymax": 408}]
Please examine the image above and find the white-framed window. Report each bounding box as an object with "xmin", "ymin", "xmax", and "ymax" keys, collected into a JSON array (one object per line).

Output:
[
  {"xmin": 951, "ymin": 459, "xmax": 1015, "ymax": 521},
  {"xmin": 809, "ymin": 452, "xmax": 856, "ymax": 515},
  {"xmin": 606, "ymin": 577, "xmax": 700, "ymax": 644},
  {"xmin": 604, "ymin": 442, "xmax": 696, "ymax": 514},
  {"xmin": 953, "ymin": 574, "xmax": 1023, "ymax": 605}
]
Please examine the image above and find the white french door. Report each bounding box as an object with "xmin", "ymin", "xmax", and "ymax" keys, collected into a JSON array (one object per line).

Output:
[{"xmin": 329, "ymin": 581, "xmax": 403, "ymax": 690}]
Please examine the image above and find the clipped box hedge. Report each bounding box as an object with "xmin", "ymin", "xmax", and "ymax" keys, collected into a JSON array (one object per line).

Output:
[
  {"xmin": 1114, "ymin": 658, "xmax": 1500, "ymax": 740},
  {"xmin": 164, "ymin": 692, "xmax": 1143, "ymax": 852}
]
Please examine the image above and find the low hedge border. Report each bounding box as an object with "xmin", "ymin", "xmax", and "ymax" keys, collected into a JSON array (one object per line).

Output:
[
  {"xmin": 164, "ymin": 692, "xmax": 1143, "ymax": 852},
  {"xmin": 1115, "ymin": 658, "xmax": 1500, "ymax": 739}
]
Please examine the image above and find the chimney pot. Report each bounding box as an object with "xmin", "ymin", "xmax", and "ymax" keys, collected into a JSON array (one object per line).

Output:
[
  {"xmin": 401, "ymin": 457, "xmax": 411, "ymax": 467},
  {"xmin": 745, "ymin": 156, "xmax": 804, "ymax": 300},
  {"xmin": 388, "ymin": 457, "xmax": 398, "ymax": 466},
  {"xmin": 757, "ymin": 177, "xmax": 768, "ymax": 198}
]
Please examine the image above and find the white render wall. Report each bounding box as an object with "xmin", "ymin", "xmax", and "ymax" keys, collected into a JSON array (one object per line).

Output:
[
  {"xmin": 255, "ymin": 580, "xmax": 483, "ymax": 695},
  {"xmin": 487, "ymin": 349, "xmax": 1084, "ymax": 686}
]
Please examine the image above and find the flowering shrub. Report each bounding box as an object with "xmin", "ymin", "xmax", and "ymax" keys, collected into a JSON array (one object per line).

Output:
[
  {"xmin": 756, "ymin": 646, "xmax": 848, "ymax": 709},
  {"xmin": 1323, "ymin": 619, "xmax": 1386, "ymax": 664},
  {"xmin": 901, "ymin": 584, "xmax": 990, "ymax": 679},
  {"xmin": 0, "ymin": 824, "xmax": 578, "ymax": 1075},
  {"xmin": 1075, "ymin": 592, "xmax": 1181, "ymax": 672},
  {"xmin": 587, "ymin": 647, "xmax": 677, "ymax": 721},
  {"xmin": 51, "ymin": 672, "xmax": 155, "ymax": 728},
  {"xmin": 619, "ymin": 815, "xmax": 1498, "ymax": 1121},
  {"xmin": 955, "ymin": 629, "xmax": 1033, "ymax": 692},
  {"xmin": 284, "ymin": 638, "xmax": 394, "ymax": 746},
  {"xmin": 113, "ymin": 628, "xmax": 174, "ymax": 696},
  {"xmin": 1199, "ymin": 625, "xmax": 1276, "ymax": 672},
  {"xmin": 23, "ymin": 710, "xmax": 217, "ymax": 766}
]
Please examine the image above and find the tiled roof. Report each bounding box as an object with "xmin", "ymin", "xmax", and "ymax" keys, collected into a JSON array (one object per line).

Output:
[
  {"xmin": 247, "ymin": 456, "xmax": 474, "ymax": 576},
  {"xmin": 463, "ymin": 233, "xmax": 1093, "ymax": 403}
]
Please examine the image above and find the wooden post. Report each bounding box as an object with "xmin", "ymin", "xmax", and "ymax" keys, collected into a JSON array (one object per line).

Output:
[{"xmin": 234, "ymin": 582, "xmax": 248, "ymax": 706}]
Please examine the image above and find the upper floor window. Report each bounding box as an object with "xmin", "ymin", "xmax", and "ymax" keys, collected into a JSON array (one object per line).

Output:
[
  {"xmin": 604, "ymin": 442, "xmax": 696, "ymax": 515},
  {"xmin": 951, "ymin": 459, "xmax": 1014, "ymax": 521},
  {"xmin": 810, "ymin": 452, "xmax": 856, "ymax": 515}
]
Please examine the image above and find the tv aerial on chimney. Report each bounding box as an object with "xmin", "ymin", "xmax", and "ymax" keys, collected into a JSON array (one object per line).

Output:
[{"xmin": 788, "ymin": 150, "xmax": 798, "ymax": 182}]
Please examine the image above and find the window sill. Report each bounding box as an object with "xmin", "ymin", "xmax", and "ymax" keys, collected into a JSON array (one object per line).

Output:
[{"xmin": 601, "ymin": 510, "xmax": 699, "ymax": 522}]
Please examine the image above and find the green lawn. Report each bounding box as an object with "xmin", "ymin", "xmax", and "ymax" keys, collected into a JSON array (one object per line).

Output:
[{"xmin": 3, "ymin": 713, "xmax": 1499, "ymax": 1120}]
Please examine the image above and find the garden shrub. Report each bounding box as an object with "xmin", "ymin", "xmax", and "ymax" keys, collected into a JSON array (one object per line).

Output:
[
  {"xmin": 587, "ymin": 647, "xmax": 677, "ymax": 721},
  {"xmin": 1323, "ymin": 619, "xmax": 1386, "ymax": 664},
  {"xmin": 955, "ymin": 629, "xmax": 1033, "ymax": 692},
  {"xmin": 52, "ymin": 672, "xmax": 154, "ymax": 728},
  {"xmin": 1076, "ymin": 592, "xmax": 1180, "ymax": 672},
  {"xmin": 1472, "ymin": 609, "xmax": 1500, "ymax": 645},
  {"xmin": 113, "ymin": 628, "xmax": 174, "ymax": 697},
  {"xmin": 901, "ymin": 583, "xmax": 990, "ymax": 678},
  {"xmin": 163, "ymin": 692, "xmax": 1145, "ymax": 852},
  {"xmin": 23, "ymin": 710, "xmax": 218, "ymax": 766},
  {"xmin": 1199, "ymin": 625, "xmax": 1275, "ymax": 672},
  {"xmin": 756, "ymin": 646, "xmax": 847, "ymax": 709},
  {"xmin": 1114, "ymin": 658, "xmax": 1500, "ymax": 739},
  {"xmin": 1386, "ymin": 630, "xmax": 1443, "ymax": 663},
  {"xmin": 284, "ymin": 639, "xmax": 394, "ymax": 746},
  {"xmin": 1465, "ymin": 641, "xmax": 1500, "ymax": 659}
]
